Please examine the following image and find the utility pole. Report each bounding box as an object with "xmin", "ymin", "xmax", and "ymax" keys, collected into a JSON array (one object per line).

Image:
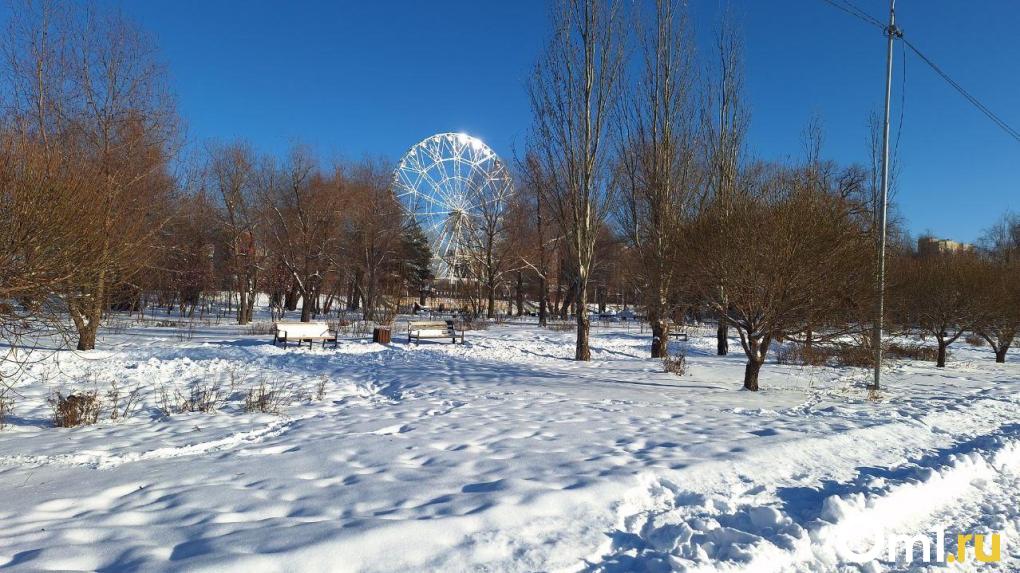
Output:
[{"xmin": 871, "ymin": 0, "xmax": 900, "ymax": 390}]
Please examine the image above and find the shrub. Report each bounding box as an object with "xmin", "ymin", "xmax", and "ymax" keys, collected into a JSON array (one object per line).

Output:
[
  {"xmin": 964, "ymin": 333, "xmax": 986, "ymax": 347},
  {"xmin": 662, "ymin": 347, "xmax": 688, "ymax": 376},
  {"xmin": 50, "ymin": 391, "xmax": 102, "ymax": 427},
  {"xmin": 245, "ymin": 322, "xmax": 275, "ymax": 336},
  {"xmin": 313, "ymin": 377, "xmax": 327, "ymax": 401},
  {"xmin": 775, "ymin": 343, "xmax": 830, "ymax": 366},
  {"xmin": 831, "ymin": 344, "xmax": 874, "ymax": 368},
  {"xmin": 775, "ymin": 341, "xmax": 876, "ymax": 369},
  {"xmin": 105, "ymin": 381, "xmax": 143, "ymax": 421},
  {"xmin": 157, "ymin": 381, "xmax": 229, "ymax": 416},
  {"xmin": 244, "ymin": 380, "xmax": 289, "ymax": 414},
  {"xmin": 886, "ymin": 342, "xmax": 940, "ymax": 362}
]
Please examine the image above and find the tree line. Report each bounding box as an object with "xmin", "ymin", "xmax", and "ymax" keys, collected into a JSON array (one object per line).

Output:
[
  {"xmin": 1, "ymin": 0, "xmax": 1016, "ymax": 392},
  {"xmin": 520, "ymin": 0, "xmax": 1018, "ymax": 388}
]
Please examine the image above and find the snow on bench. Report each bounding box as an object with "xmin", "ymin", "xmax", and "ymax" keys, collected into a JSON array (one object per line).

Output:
[
  {"xmin": 407, "ymin": 320, "xmax": 463, "ymax": 344},
  {"xmin": 273, "ymin": 321, "xmax": 338, "ymax": 349}
]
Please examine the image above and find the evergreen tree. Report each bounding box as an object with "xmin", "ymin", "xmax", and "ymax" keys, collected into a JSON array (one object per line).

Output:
[{"xmin": 402, "ymin": 221, "xmax": 434, "ymax": 307}]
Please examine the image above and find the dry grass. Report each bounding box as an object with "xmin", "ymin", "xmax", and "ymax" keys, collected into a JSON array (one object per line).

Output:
[{"xmin": 50, "ymin": 390, "xmax": 102, "ymax": 427}]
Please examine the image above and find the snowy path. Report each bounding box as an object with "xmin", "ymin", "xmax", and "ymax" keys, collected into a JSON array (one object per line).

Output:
[{"xmin": 0, "ymin": 324, "xmax": 1016, "ymax": 572}]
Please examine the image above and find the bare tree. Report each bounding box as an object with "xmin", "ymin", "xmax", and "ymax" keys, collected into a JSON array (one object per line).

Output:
[
  {"xmin": 344, "ymin": 159, "xmax": 404, "ymax": 321},
  {"xmin": 529, "ymin": 0, "xmax": 625, "ymax": 360},
  {"xmin": 207, "ymin": 141, "xmax": 261, "ymax": 324},
  {"xmin": 616, "ymin": 0, "xmax": 701, "ymax": 357},
  {"xmin": 971, "ymin": 257, "xmax": 1019, "ymax": 363},
  {"xmin": 971, "ymin": 214, "xmax": 1019, "ymax": 363},
  {"xmin": 462, "ymin": 167, "xmax": 514, "ymax": 319},
  {"xmin": 686, "ymin": 165, "xmax": 871, "ymax": 390},
  {"xmin": 8, "ymin": 3, "xmax": 180, "ymax": 350},
  {"xmin": 703, "ymin": 9, "xmax": 749, "ymax": 356},
  {"xmin": 263, "ymin": 146, "xmax": 345, "ymax": 322},
  {"xmin": 516, "ymin": 153, "xmax": 561, "ymax": 327},
  {"xmin": 889, "ymin": 251, "xmax": 981, "ymax": 368}
]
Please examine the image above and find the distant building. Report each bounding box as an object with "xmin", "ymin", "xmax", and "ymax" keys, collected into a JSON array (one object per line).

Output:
[{"xmin": 918, "ymin": 236, "xmax": 974, "ymax": 257}]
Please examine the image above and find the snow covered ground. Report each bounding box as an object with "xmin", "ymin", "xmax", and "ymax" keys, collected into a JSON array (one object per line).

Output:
[{"xmin": 0, "ymin": 321, "xmax": 1017, "ymax": 572}]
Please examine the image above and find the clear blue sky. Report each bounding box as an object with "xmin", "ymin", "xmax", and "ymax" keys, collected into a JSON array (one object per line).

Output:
[{"xmin": 94, "ymin": 1, "xmax": 1018, "ymax": 242}]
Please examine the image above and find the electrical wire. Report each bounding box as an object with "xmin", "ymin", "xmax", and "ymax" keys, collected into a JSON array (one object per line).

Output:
[
  {"xmin": 894, "ymin": 35, "xmax": 906, "ymax": 159},
  {"xmin": 818, "ymin": 0, "xmax": 883, "ymax": 30},
  {"xmin": 901, "ymin": 37, "xmax": 1020, "ymax": 144},
  {"xmin": 817, "ymin": 0, "xmax": 1020, "ymax": 145}
]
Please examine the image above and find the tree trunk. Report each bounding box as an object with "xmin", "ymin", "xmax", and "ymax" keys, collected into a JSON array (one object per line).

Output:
[
  {"xmin": 351, "ymin": 282, "xmax": 362, "ymax": 311},
  {"xmin": 76, "ymin": 321, "xmax": 99, "ymax": 351},
  {"xmin": 71, "ymin": 298, "xmax": 102, "ymax": 351},
  {"xmin": 516, "ymin": 272, "xmax": 524, "ymax": 316},
  {"xmin": 717, "ymin": 286, "xmax": 729, "ymax": 355},
  {"xmin": 936, "ymin": 339, "xmax": 947, "ymax": 367},
  {"xmin": 561, "ymin": 281, "xmax": 575, "ymax": 320},
  {"xmin": 285, "ymin": 284, "xmax": 299, "ymax": 311},
  {"xmin": 651, "ymin": 319, "xmax": 669, "ymax": 358},
  {"xmin": 538, "ymin": 276, "xmax": 548, "ymax": 327},
  {"xmin": 419, "ymin": 290, "xmax": 427, "ymax": 306},
  {"xmin": 238, "ymin": 288, "xmax": 250, "ymax": 325},
  {"xmin": 717, "ymin": 320, "xmax": 729, "ymax": 356},
  {"xmin": 486, "ymin": 280, "xmax": 496, "ymax": 319},
  {"xmin": 995, "ymin": 348, "xmax": 1007, "ymax": 363},
  {"xmin": 300, "ymin": 293, "xmax": 313, "ymax": 322},
  {"xmin": 743, "ymin": 359, "xmax": 762, "ymax": 391},
  {"xmin": 575, "ymin": 286, "xmax": 591, "ymax": 361}
]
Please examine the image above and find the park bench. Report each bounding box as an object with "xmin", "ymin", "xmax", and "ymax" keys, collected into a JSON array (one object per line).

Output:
[
  {"xmin": 666, "ymin": 322, "xmax": 689, "ymax": 341},
  {"xmin": 408, "ymin": 320, "xmax": 463, "ymax": 344},
  {"xmin": 273, "ymin": 321, "xmax": 338, "ymax": 349}
]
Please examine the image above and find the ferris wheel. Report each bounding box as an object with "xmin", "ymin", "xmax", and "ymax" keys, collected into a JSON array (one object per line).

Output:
[{"xmin": 393, "ymin": 132, "xmax": 513, "ymax": 279}]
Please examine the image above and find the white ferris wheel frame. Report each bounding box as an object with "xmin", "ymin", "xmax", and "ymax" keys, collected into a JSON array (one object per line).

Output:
[{"xmin": 393, "ymin": 132, "xmax": 513, "ymax": 279}]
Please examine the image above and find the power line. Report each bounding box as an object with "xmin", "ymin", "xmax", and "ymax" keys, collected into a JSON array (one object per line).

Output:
[
  {"xmin": 817, "ymin": 0, "xmax": 1020, "ymax": 145},
  {"xmin": 901, "ymin": 37, "xmax": 1020, "ymax": 144},
  {"xmin": 894, "ymin": 35, "xmax": 906, "ymax": 159},
  {"xmin": 818, "ymin": 0, "xmax": 883, "ymax": 30}
]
